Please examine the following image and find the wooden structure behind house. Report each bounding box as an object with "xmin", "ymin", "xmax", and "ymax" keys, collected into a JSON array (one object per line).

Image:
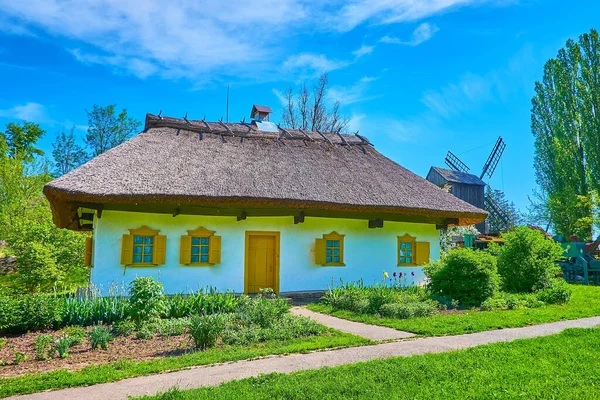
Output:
[{"xmin": 426, "ymin": 167, "xmax": 486, "ymax": 233}]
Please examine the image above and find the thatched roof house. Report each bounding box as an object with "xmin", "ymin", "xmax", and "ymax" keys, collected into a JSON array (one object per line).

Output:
[
  {"xmin": 44, "ymin": 110, "xmax": 486, "ymax": 295},
  {"xmin": 45, "ymin": 114, "xmax": 486, "ymax": 232}
]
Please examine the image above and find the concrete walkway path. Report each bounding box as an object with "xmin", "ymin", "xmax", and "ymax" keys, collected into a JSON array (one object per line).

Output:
[
  {"xmin": 291, "ymin": 307, "xmax": 415, "ymax": 340},
  {"xmin": 11, "ymin": 316, "xmax": 600, "ymax": 400}
]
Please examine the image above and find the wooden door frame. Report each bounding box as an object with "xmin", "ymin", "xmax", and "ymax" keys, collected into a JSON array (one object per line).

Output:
[{"xmin": 244, "ymin": 231, "xmax": 281, "ymax": 294}]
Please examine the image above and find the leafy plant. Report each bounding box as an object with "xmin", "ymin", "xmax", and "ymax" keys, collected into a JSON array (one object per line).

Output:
[
  {"xmin": 128, "ymin": 277, "xmax": 166, "ymax": 324},
  {"xmin": 493, "ymin": 227, "xmax": 564, "ymax": 292},
  {"xmin": 53, "ymin": 334, "xmax": 75, "ymax": 359},
  {"xmin": 60, "ymin": 326, "xmax": 86, "ymax": 345},
  {"xmin": 90, "ymin": 325, "xmax": 112, "ymax": 350},
  {"xmin": 424, "ymin": 248, "xmax": 500, "ymax": 307},
  {"xmin": 189, "ymin": 314, "xmax": 226, "ymax": 349},
  {"xmin": 34, "ymin": 334, "xmax": 53, "ymax": 360},
  {"xmin": 157, "ymin": 318, "xmax": 189, "ymax": 337},
  {"xmin": 0, "ymin": 338, "xmax": 8, "ymax": 350},
  {"xmin": 135, "ymin": 324, "xmax": 156, "ymax": 340},
  {"xmin": 536, "ymin": 279, "xmax": 572, "ymax": 304},
  {"xmin": 235, "ymin": 294, "xmax": 289, "ymax": 328},
  {"xmin": 113, "ymin": 319, "xmax": 136, "ymax": 337},
  {"xmin": 13, "ymin": 351, "xmax": 27, "ymax": 365}
]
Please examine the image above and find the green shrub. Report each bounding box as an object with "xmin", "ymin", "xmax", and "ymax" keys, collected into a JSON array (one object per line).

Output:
[
  {"xmin": 235, "ymin": 295, "xmax": 289, "ymax": 328},
  {"xmin": 128, "ymin": 277, "xmax": 166, "ymax": 323},
  {"xmin": 62, "ymin": 285, "xmax": 129, "ymax": 327},
  {"xmin": 157, "ymin": 318, "xmax": 189, "ymax": 336},
  {"xmin": 536, "ymin": 279, "xmax": 572, "ymax": 304},
  {"xmin": 0, "ymin": 338, "xmax": 7, "ymax": 350},
  {"xmin": 424, "ymin": 248, "xmax": 500, "ymax": 307},
  {"xmin": 324, "ymin": 283, "xmax": 369, "ymax": 313},
  {"xmin": 189, "ymin": 314, "xmax": 226, "ymax": 349},
  {"xmin": 480, "ymin": 292, "xmax": 545, "ymax": 311},
  {"xmin": 379, "ymin": 300, "xmax": 440, "ymax": 319},
  {"xmin": 53, "ymin": 334, "xmax": 75, "ymax": 359},
  {"xmin": 113, "ymin": 319, "xmax": 136, "ymax": 337},
  {"xmin": 135, "ymin": 324, "xmax": 156, "ymax": 340},
  {"xmin": 0, "ymin": 296, "xmax": 20, "ymax": 331},
  {"xmin": 13, "ymin": 351, "xmax": 27, "ymax": 365},
  {"xmin": 60, "ymin": 326, "xmax": 86, "ymax": 345},
  {"xmin": 90, "ymin": 325, "xmax": 112, "ymax": 350},
  {"xmin": 166, "ymin": 289, "xmax": 238, "ymax": 318},
  {"xmin": 494, "ymin": 227, "xmax": 564, "ymax": 292},
  {"xmin": 34, "ymin": 334, "xmax": 53, "ymax": 360}
]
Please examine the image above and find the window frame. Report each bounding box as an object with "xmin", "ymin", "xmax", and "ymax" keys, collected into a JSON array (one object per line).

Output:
[
  {"xmin": 128, "ymin": 226, "xmax": 161, "ymax": 267},
  {"xmin": 397, "ymin": 233, "xmax": 417, "ymax": 266},
  {"xmin": 322, "ymin": 231, "xmax": 345, "ymax": 267},
  {"xmin": 184, "ymin": 227, "xmax": 216, "ymax": 266}
]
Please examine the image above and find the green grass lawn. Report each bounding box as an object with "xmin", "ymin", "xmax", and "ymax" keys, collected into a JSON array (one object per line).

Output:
[
  {"xmin": 0, "ymin": 330, "xmax": 370, "ymax": 398},
  {"xmin": 308, "ymin": 284, "xmax": 600, "ymax": 336},
  {"xmin": 140, "ymin": 327, "xmax": 600, "ymax": 400}
]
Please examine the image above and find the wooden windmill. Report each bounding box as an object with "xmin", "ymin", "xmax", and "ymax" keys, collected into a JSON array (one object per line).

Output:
[{"xmin": 438, "ymin": 137, "xmax": 509, "ymax": 233}]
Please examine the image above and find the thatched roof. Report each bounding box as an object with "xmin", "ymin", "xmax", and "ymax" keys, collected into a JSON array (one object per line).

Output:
[
  {"xmin": 44, "ymin": 113, "xmax": 487, "ymax": 231},
  {"xmin": 429, "ymin": 167, "xmax": 486, "ymax": 186}
]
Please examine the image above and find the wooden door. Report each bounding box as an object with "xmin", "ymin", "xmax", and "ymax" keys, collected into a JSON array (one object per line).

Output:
[{"xmin": 246, "ymin": 234, "xmax": 277, "ymax": 294}]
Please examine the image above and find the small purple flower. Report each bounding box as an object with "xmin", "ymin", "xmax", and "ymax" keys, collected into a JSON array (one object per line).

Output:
[
  {"xmin": 411, "ymin": 271, "xmax": 415, "ymax": 276},
  {"xmin": 393, "ymin": 272, "xmax": 397, "ymax": 277},
  {"xmin": 399, "ymin": 272, "xmax": 403, "ymax": 278}
]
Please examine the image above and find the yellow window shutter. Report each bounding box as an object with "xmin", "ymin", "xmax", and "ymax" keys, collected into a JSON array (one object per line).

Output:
[
  {"xmin": 120, "ymin": 234, "xmax": 134, "ymax": 265},
  {"xmin": 154, "ymin": 235, "xmax": 167, "ymax": 265},
  {"xmin": 209, "ymin": 235, "xmax": 222, "ymax": 264},
  {"xmin": 315, "ymin": 238, "xmax": 326, "ymax": 265},
  {"xmin": 84, "ymin": 236, "xmax": 93, "ymax": 267},
  {"xmin": 416, "ymin": 242, "xmax": 431, "ymax": 266},
  {"xmin": 180, "ymin": 235, "xmax": 192, "ymax": 265}
]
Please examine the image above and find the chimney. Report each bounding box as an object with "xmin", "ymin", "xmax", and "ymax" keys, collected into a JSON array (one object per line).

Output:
[{"xmin": 250, "ymin": 105, "xmax": 272, "ymax": 122}]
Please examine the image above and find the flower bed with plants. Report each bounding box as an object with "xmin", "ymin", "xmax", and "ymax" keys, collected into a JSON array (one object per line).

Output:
[
  {"xmin": 0, "ymin": 278, "xmax": 361, "ymax": 380},
  {"xmin": 313, "ymin": 227, "xmax": 577, "ymax": 334}
]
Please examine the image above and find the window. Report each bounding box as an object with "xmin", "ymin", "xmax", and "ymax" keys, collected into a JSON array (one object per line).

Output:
[
  {"xmin": 398, "ymin": 234, "xmax": 430, "ymax": 266},
  {"xmin": 121, "ymin": 226, "xmax": 166, "ymax": 267},
  {"xmin": 398, "ymin": 234, "xmax": 416, "ymax": 266},
  {"xmin": 180, "ymin": 227, "xmax": 221, "ymax": 266},
  {"xmin": 315, "ymin": 231, "xmax": 345, "ymax": 266}
]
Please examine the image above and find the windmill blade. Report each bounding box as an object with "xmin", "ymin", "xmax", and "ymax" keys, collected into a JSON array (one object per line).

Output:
[
  {"xmin": 445, "ymin": 151, "xmax": 471, "ymax": 173},
  {"xmin": 480, "ymin": 137, "xmax": 506, "ymax": 180},
  {"xmin": 484, "ymin": 190, "xmax": 510, "ymax": 233}
]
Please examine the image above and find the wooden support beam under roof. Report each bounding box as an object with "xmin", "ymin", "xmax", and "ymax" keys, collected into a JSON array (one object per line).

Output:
[
  {"xmin": 368, "ymin": 219, "xmax": 384, "ymax": 229},
  {"xmin": 294, "ymin": 211, "xmax": 305, "ymax": 224},
  {"xmin": 237, "ymin": 211, "xmax": 247, "ymax": 221},
  {"xmin": 436, "ymin": 217, "xmax": 460, "ymax": 230}
]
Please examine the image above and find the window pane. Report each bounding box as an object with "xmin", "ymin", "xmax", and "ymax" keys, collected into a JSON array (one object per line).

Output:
[
  {"xmin": 326, "ymin": 240, "xmax": 334, "ymax": 247},
  {"xmin": 143, "ymin": 246, "xmax": 153, "ymax": 254},
  {"xmin": 326, "ymin": 255, "xmax": 332, "ymax": 263},
  {"xmin": 406, "ymin": 243, "xmax": 412, "ymax": 249},
  {"xmin": 332, "ymin": 240, "xmax": 339, "ymax": 248},
  {"xmin": 191, "ymin": 246, "xmax": 200, "ymax": 255},
  {"xmin": 201, "ymin": 237, "xmax": 209, "ymax": 245},
  {"xmin": 333, "ymin": 255, "xmax": 340, "ymax": 263},
  {"xmin": 326, "ymin": 248, "xmax": 332, "ymax": 256},
  {"xmin": 407, "ymin": 250, "xmax": 412, "ymax": 256},
  {"xmin": 191, "ymin": 255, "xmax": 199, "ymax": 263},
  {"xmin": 407, "ymin": 257, "xmax": 412, "ymax": 264},
  {"xmin": 134, "ymin": 236, "xmax": 143, "ymax": 244},
  {"xmin": 400, "ymin": 250, "xmax": 405, "ymax": 256},
  {"xmin": 143, "ymin": 255, "xmax": 153, "ymax": 263},
  {"xmin": 133, "ymin": 255, "xmax": 142, "ymax": 263},
  {"xmin": 200, "ymin": 246, "xmax": 209, "ymax": 255},
  {"xmin": 333, "ymin": 248, "xmax": 340, "ymax": 255},
  {"xmin": 200, "ymin": 255, "xmax": 209, "ymax": 263},
  {"xmin": 191, "ymin": 237, "xmax": 200, "ymax": 245},
  {"xmin": 144, "ymin": 236, "xmax": 154, "ymax": 245},
  {"xmin": 400, "ymin": 257, "xmax": 406, "ymax": 263},
  {"xmin": 134, "ymin": 246, "xmax": 142, "ymax": 254}
]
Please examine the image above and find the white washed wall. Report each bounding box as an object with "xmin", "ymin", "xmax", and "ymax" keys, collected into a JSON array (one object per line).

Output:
[{"xmin": 92, "ymin": 211, "xmax": 440, "ymax": 294}]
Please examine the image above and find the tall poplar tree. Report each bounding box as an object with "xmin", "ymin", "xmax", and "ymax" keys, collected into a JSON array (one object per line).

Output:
[{"xmin": 531, "ymin": 29, "xmax": 600, "ymax": 240}]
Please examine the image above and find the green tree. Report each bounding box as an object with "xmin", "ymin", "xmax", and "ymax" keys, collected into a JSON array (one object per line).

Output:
[
  {"xmin": 531, "ymin": 29, "xmax": 600, "ymax": 240},
  {"xmin": 1, "ymin": 122, "xmax": 45, "ymax": 161},
  {"xmin": 52, "ymin": 126, "xmax": 87, "ymax": 176},
  {"xmin": 85, "ymin": 104, "xmax": 140, "ymax": 156}
]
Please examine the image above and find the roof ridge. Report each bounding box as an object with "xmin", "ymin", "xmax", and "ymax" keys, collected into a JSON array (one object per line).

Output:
[{"xmin": 144, "ymin": 113, "xmax": 372, "ymax": 146}]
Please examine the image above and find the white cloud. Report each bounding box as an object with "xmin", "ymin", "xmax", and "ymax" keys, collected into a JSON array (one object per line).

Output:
[
  {"xmin": 282, "ymin": 53, "xmax": 350, "ymax": 78},
  {"xmin": 327, "ymin": 76, "xmax": 380, "ymax": 105},
  {"xmin": 352, "ymin": 44, "xmax": 375, "ymax": 59},
  {"xmin": 381, "ymin": 22, "xmax": 440, "ymax": 46},
  {"xmin": 271, "ymin": 88, "xmax": 289, "ymax": 108},
  {"xmin": 327, "ymin": 0, "xmax": 498, "ymax": 32},
  {"xmin": 0, "ymin": 0, "xmax": 513, "ymax": 82},
  {"xmin": 0, "ymin": 102, "xmax": 49, "ymax": 122}
]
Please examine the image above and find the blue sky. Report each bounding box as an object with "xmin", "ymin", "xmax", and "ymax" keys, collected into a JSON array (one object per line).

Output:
[{"xmin": 0, "ymin": 0, "xmax": 598, "ymax": 212}]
